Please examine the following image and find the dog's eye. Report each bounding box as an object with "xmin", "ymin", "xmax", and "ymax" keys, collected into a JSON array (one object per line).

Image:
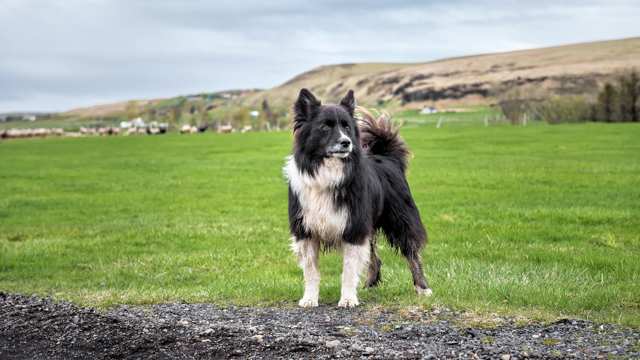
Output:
[
  {"xmin": 322, "ymin": 120, "xmax": 335, "ymax": 129},
  {"xmin": 341, "ymin": 121, "xmax": 350, "ymax": 130}
]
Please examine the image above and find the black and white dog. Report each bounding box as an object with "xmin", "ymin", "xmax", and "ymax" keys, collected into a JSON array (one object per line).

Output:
[{"xmin": 285, "ymin": 88, "xmax": 432, "ymax": 307}]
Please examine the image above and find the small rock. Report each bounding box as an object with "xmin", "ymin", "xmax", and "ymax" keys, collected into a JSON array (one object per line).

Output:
[
  {"xmin": 501, "ymin": 355, "xmax": 511, "ymax": 360},
  {"xmin": 201, "ymin": 339, "xmax": 210, "ymax": 343},
  {"xmin": 326, "ymin": 339, "xmax": 341, "ymax": 348},
  {"xmin": 251, "ymin": 334, "xmax": 264, "ymax": 343},
  {"xmin": 200, "ymin": 328, "xmax": 214, "ymax": 336},
  {"xmin": 364, "ymin": 347, "xmax": 375, "ymax": 354},
  {"xmin": 466, "ymin": 328, "xmax": 479, "ymax": 338},
  {"xmin": 177, "ymin": 320, "xmax": 189, "ymax": 326}
]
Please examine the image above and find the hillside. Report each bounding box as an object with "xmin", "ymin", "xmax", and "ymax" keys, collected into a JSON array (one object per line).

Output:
[
  {"xmin": 65, "ymin": 37, "xmax": 640, "ymax": 117},
  {"xmin": 64, "ymin": 99, "xmax": 161, "ymax": 118},
  {"xmin": 241, "ymin": 37, "xmax": 640, "ymax": 109},
  {"xmin": 63, "ymin": 90, "xmax": 259, "ymax": 119}
]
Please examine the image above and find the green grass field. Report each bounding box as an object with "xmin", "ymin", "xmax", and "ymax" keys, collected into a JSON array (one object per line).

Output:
[{"xmin": 1, "ymin": 115, "xmax": 639, "ymax": 326}]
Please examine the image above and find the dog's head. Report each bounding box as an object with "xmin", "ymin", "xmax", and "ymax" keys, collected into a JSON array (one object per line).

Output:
[{"xmin": 293, "ymin": 88, "xmax": 359, "ymax": 160}]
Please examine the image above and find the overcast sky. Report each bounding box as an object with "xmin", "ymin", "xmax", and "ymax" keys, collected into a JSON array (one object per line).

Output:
[{"xmin": 1, "ymin": 0, "xmax": 638, "ymax": 112}]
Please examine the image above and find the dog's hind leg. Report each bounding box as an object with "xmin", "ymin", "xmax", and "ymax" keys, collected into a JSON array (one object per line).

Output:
[
  {"xmin": 291, "ymin": 237, "xmax": 321, "ymax": 307},
  {"xmin": 339, "ymin": 239, "xmax": 370, "ymax": 307},
  {"xmin": 380, "ymin": 195, "xmax": 433, "ymax": 296},
  {"xmin": 406, "ymin": 252, "xmax": 432, "ymax": 296},
  {"xmin": 364, "ymin": 235, "xmax": 382, "ymax": 288}
]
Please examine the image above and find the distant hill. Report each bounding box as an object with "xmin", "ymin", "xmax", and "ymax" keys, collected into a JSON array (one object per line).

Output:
[
  {"xmin": 64, "ymin": 90, "xmax": 260, "ymax": 119},
  {"xmin": 65, "ymin": 37, "xmax": 640, "ymax": 117},
  {"xmin": 241, "ymin": 37, "xmax": 640, "ymax": 109}
]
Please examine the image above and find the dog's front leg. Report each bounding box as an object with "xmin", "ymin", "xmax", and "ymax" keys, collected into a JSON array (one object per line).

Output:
[
  {"xmin": 292, "ymin": 237, "xmax": 320, "ymax": 307},
  {"xmin": 339, "ymin": 240, "xmax": 370, "ymax": 307}
]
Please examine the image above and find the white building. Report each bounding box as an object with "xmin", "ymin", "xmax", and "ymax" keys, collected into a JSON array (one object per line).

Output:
[{"xmin": 420, "ymin": 107, "xmax": 438, "ymax": 115}]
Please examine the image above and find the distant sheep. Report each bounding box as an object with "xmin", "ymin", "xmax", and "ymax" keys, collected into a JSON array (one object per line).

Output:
[
  {"xmin": 218, "ymin": 124, "xmax": 233, "ymax": 133},
  {"xmin": 80, "ymin": 127, "xmax": 98, "ymax": 136},
  {"xmin": 180, "ymin": 124, "xmax": 198, "ymax": 134}
]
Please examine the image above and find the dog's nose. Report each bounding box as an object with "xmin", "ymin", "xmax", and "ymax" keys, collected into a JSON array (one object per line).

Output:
[{"xmin": 340, "ymin": 139, "xmax": 351, "ymax": 149}]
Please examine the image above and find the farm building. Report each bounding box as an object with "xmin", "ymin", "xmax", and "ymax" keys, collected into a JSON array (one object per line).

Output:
[{"xmin": 420, "ymin": 106, "xmax": 438, "ymax": 114}]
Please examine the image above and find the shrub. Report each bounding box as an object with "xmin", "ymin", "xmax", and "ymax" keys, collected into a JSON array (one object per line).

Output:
[
  {"xmin": 498, "ymin": 88, "xmax": 542, "ymax": 124},
  {"xmin": 498, "ymin": 68, "xmax": 640, "ymax": 124},
  {"xmin": 531, "ymin": 96, "xmax": 592, "ymax": 124}
]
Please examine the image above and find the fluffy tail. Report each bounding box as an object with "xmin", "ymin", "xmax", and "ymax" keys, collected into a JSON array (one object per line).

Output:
[{"xmin": 357, "ymin": 107, "xmax": 410, "ymax": 172}]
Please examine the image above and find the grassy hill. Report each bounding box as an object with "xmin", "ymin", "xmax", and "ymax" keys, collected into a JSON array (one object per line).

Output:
[
  {"xmin": 62, "ymin": 89, "xmax": 260, "ymax": 120},
  {"xmin": 55, "ymin": 37, "xmax": 640, "ymax": 121},
  {"xmin": 242, "ymin": 37, "xmax": 640, "ymax": 109}
]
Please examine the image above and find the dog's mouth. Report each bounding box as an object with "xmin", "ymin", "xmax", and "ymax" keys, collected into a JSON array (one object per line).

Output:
[{"xmin": 327, "ymin": 149, "xmax": 351, "ymax": 158}]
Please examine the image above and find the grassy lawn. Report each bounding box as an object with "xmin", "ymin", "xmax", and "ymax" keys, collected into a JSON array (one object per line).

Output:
[{"xmin": 1, "ymin": 115, "xmax": 639, "ymax": 326}]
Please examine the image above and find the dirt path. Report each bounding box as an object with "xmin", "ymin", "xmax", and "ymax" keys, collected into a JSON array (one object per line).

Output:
[{"xmin": 1, "ymin": 292, "xmax": 638, "ymax": 359}]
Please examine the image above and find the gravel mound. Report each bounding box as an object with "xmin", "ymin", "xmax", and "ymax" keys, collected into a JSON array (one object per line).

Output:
[{"xmin": 1, "ymin": 292, "xmax": 638, "ymax": 359}]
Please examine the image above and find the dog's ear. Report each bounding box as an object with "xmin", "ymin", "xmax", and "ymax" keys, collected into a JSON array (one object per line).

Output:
[
  {"xmin": 294, "ymin": 88, "xmax": 321, "ymax": 131},
  {"xmin": 340, "ymin": 90, "xmax": 356, "ymax": 116}
]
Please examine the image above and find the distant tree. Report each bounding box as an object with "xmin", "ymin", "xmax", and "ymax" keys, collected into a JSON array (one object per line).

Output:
[
  {"xmin": 260, "ymin": 99, "xmax": 277, "ymax": 129},
  {"xmin": 276, "ymin": 108, "xmax": 288, "ymax": 130},
  {"xmin": 170, "ymin": 106, "xmax": 181, "ymax": 125},
  {"xmin": 617, "ymin": 69, "xmax": 639, "ymax": 122},
  {"xmin": 232, "ymin": 108, "xmax": 251, "ymax": 127},
  {"xmin": 177, "ymin": 99, "xmax": 192, "ymax": 125},
  {"xmin": 597, "ymin": 83, "xmax": 617, "ymax": 122},
  {"xmin": 199, "ymin": 102, "xmax": 211, "ymax": 126}
]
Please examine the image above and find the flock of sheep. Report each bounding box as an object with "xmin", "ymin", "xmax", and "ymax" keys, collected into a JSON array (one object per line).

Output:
[
  {"xmin": 98, "ymin": 124, "xmax": 169, "ymax": 136},
  {"xmin": 1, "ymin": 128, "xmax": 66, "ymax": 139},
  {"xmin": 178, "ymin": 124, "xmax": 240, "ymax": 134},
  {"xmin": 0, "ymin": 123, "xmax": 250, "ymax": 140}
]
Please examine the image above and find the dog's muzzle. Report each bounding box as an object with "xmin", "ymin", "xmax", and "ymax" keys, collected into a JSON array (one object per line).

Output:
[{"xmin": 328, "ymin": 138, "xmax": 352, "ymax": 158}]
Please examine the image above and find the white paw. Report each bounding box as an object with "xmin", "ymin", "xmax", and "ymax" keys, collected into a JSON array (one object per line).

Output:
[
  {"xmin": 298, "ymin": 297, "xmax": 319, "ymax": 308},
  {"xmin": 416, "ymin": 287, "xmax": 433, "ymax": 296},
  {"xmin": 338, "ymin": 296, "xmax": 359, "ymax": 307}
]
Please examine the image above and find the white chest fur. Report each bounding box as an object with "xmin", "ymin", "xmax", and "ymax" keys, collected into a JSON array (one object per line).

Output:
[{"xmin": 284, "ymin": 156, "xmax": 348, "ymax": 243}]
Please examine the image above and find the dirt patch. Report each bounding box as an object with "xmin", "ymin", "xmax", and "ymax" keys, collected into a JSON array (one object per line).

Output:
[{"xmin": 1, "ymin": 293, "xmax": 638, "ymax": 359}]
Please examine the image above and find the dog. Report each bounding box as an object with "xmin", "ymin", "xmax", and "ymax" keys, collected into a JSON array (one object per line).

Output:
[{"xmin": 284, "ymin": 88, "xmax": 432, "ymax": 307}]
